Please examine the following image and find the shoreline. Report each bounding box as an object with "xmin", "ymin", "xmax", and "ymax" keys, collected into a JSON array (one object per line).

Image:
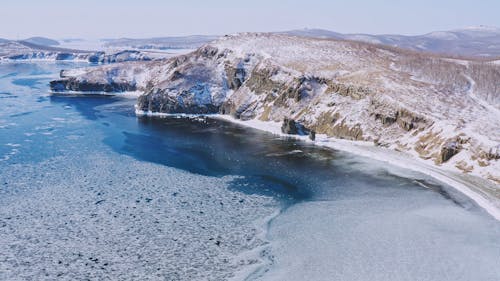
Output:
[
  {"xmin": 49, "ymin": 90, "xmax": 142, "ymax": 97},
  {"xmin": 136, "ymin": 109, "xmax": 500, "ymax": 221}
]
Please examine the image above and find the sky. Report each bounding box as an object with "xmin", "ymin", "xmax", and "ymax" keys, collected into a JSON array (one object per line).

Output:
[{"xmin": 1, "ymin": 0, "xmax": 499, "ymax": 39}]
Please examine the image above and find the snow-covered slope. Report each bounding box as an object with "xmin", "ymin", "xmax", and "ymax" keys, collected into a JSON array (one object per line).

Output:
[
  {"xmin": 282, "ymin": 26, "xmax": 500, "ymax": 57},
  {"xmin": 50, "ymin": 61, "xmax": 162, "ymax": 93},
  {"xmin": 51, "ymin": 33, "xmax": 500, "ymax": 189},
  {"xmin": 22, "ymin": 36, "xmax": 60, "ymax": 46}
]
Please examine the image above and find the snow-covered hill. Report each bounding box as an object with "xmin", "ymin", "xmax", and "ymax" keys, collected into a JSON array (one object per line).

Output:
[
  {"xmin": 22, "ymin": 36, "xmax": 60, "ymax": 46},
  {"xmin": 51, "ymin": 33, "xmax": 500, "ymax": 195},
  {"xmin": 281, "ymin": 26, "xmax": 500, "ymax": 57}
]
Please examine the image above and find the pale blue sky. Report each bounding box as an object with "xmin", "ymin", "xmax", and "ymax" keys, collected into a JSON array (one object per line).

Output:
[{"xmin": 1, "ymin": 0, "xmax": 499, "ymax": 39}]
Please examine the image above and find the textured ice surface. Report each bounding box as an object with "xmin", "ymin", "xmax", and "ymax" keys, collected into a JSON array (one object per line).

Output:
[
  {"xmin": 255, "ymin": 160, "xmax": 500, "ymax": 281},
  {"xmin": 0, "ymin": 152, "xmax": 278, "ymax": 280}
]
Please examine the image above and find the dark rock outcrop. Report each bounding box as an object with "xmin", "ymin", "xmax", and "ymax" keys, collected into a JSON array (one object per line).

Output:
[
  {"xmin": 439, "ymin": 141, "xmax": 461, "ymax": 163},
  {"xmin": 326, "ymin": 81, "xmax": 370, "ymax": 100},
  {"xmin": 374, "ymin": 107, "xmax": 428, "ymax": 131},
  {"xmin": 88, "ymin": 52, "xmax": 105, "ymax": 63},
  {"xmin": 55, "ymin": 53, "xmax": 75, "ymax": 60},
  {"xmin": 313, "ymin": 111, "xmax": 364, "ymax": 141},
  {"xmin": 136, "ymin": 86, "xmax": 220, "ymax": 114},
  {"xmin": 50, "ymin": 78, "xmax": 136, "ymax": 93},
  {"xmin": 484, "ymin": 148, "xmax": 500, "ymax": 160},
  {"xmin": 281, "ymin": 118, "xmax": 309, "ymax": 135},
  {"xmin": 281, "ymin": 118, "xmax": 299, "ymax": 134},
  {"xmin": 309, "ymin": 130, "xmax": 316, "ymax": 141},
  {"xmin": 8, "ymin": 54, "xmax": 33, "ymax": 60},
  {"xmin": 374, "ymin": 113, "xmax": 397, "ymax": 126},
  {"xmin": 246, "ymin": 67, "xmax": 284, "ymax": 96},
  {"xmin": 225, "ymin": 64, "xmax": 246, "ymax": 90},
  {"xmin": 328, "ymin": 120, "xmax": 364, "ymax": 141}
]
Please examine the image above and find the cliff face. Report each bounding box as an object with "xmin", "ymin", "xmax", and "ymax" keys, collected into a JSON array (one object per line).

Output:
[
  {"xmin": 51, "ymin": 33, "xmax": 500, "ymax": 184},
  {"xmin": 50, "ymin": 77, "xmax": 138, "ymax": 92}
]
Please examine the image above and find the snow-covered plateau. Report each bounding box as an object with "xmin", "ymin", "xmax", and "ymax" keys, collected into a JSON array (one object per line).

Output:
[{"xmin": 50, "ymin": 33, "xmax": 500, "ymax": 218}]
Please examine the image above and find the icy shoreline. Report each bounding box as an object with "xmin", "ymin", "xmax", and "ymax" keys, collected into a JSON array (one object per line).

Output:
[
  {"xmin": 49, "ymin": 90, "xmax": 143, "ymax": 97},
  {"xmin": 216, "ymin": 115, "xmax": 500, "ymax": 221},
  {"xmin": 135, "ymin": 109, "xmax": 500, "ymax": 221}
]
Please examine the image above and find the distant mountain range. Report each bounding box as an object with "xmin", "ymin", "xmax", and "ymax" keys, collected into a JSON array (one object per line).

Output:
[
  {"xmin": 22, "ymin": 36, "xmax": 60, "ymax": 46},
  {"xmin": 0, "ymin": 36, "xmax": 60, "ymax": 46},
  {"xmin": 98, "ymin": 26, "xmax": 500, "ymax": 57},
  {"xmin": 280, "ymin": 26, "xmax": 500, "ymax": 57},
  {"xmin": 2, "ymin": 26, "xmax": 500, "ymax": 57}
]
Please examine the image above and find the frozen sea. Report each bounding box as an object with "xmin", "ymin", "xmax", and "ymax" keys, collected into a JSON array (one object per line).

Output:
[{"xmin": 0, "ymin": 62, "xmax": 499, "ymax": 281}]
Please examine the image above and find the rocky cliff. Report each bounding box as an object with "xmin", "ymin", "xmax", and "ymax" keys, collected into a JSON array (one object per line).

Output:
[
  {"xmin": 50, "ymin": 61, "xmax": 160, "ymax": 93},
  {"xmin": 50, "ymin": 33, "xmax": 500, "ymax": 184}
]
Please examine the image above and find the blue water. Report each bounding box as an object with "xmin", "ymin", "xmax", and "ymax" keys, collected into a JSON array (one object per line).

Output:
[{"xmin": 1, "ymin": 62, "xmax": 499, "ymax": 281}]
